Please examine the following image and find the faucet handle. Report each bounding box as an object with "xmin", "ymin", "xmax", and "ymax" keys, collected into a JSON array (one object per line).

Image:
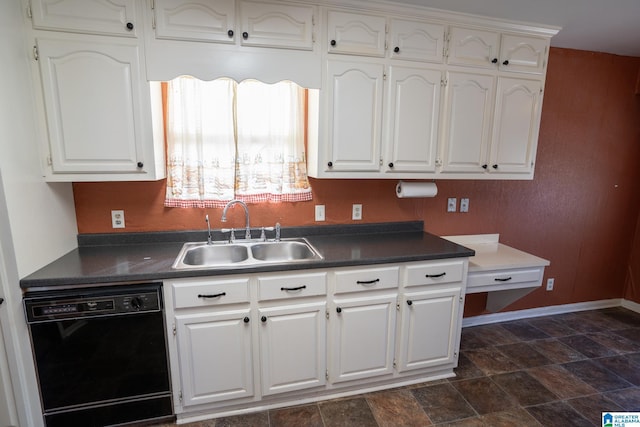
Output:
[{"xmin": 221, "ymin": 228, "xmax": 236, "ymax": 243}]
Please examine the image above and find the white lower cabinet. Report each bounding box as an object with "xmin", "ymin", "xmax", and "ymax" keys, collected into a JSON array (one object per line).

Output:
[
  {"xmin": 164, "ymin": 258, "xmax": 468, "ymax": 421},
  {"xmin": 330, "ymin": 294, "xmax": 397, "ymax": 383},
  {"xmin": 175, "ymin": 309, "xmax": 254, "ymax": 406},
  {"xmin": 396, "ymin": 286, "xmax": 462, "ymax": 372},
  {"xmin": 258, "ymin": 302, "xmax": 326, "ymax": 396}
]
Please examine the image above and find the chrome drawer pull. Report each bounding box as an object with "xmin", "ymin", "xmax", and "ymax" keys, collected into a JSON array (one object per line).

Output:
[
  {"xmin": 281, "ymin": 285, "xmax": 307, "ymax": 292},
  {"xmin": 425, "ymin": 272, "xmax": 446, "ymax": 278},
  {"xmin": 494, "ymin": 277, "xmax": 513, "ymax": 282},
  {"xmin": 198, "ymin": 292, "xmax": 226, "ymax": 298}
]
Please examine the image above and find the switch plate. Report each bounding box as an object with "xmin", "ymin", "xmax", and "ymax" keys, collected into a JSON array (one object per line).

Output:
[
  {"xmin": 460, "ymin": 198, "xmax": 469, "ymax": 213},
  {"xmin": 447, "ymin": 198, "xmax": 457, "ymax": 212},
  {"xmin": 352, "ymin": 204, "xmax": 362, "ymax": 220},
  {"xmin": 111, "ymin": 210, "xmax": 125, "ymax": 228},
  {"xmin": 546, "ymin": 278, "xmax": 555, "ymax": 291},
  {"xmin": 315, "ymin": 205, "xmax": 325, "ymax": 222}
]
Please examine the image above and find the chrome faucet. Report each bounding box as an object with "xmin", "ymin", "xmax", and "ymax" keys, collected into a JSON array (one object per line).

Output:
[{"xmin": 221, "ymin": 200, "xmax": 252, "ymax": 240}]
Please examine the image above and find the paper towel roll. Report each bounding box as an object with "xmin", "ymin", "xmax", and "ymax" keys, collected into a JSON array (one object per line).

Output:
[{"xmin": 396, "ymin": 181, "xmax": 438, "ymax": 198}]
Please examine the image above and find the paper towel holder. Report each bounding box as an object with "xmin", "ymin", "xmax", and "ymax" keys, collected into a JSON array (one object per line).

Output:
[{"xmin": 395, "ymin": 180, "xmax": 438, "ymax": 198}]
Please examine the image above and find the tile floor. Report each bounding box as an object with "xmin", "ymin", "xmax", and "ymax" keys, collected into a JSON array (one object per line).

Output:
[{"xmin": 157, "ymin": 307, "xmax": 640, "ymax": 427}]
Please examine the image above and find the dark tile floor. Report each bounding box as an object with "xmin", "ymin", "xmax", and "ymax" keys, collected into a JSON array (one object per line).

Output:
[{"xmin": 159, "ymin": 307, "xmax": 640, "ymax": 427}]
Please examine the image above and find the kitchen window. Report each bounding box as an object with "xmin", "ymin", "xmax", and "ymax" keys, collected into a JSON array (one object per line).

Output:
[{"xmin": 164, "ymin": 76, "xmax": 313, "ymax": 208}]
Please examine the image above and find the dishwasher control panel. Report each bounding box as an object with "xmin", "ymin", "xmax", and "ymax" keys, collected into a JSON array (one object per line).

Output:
[{"xmin": 24, "ymin": 284, "xmax": 162, "ymax": 322}]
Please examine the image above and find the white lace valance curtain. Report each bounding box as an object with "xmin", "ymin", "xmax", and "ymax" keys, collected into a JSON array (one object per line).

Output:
[{"xmin": 164, "ymin": 77, "xmax": 312, "ymax": 208}]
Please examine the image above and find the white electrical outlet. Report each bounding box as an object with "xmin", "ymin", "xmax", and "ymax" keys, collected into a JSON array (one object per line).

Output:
[
  {"xmin": 352, "ymin": 204, "xmax": 362, "ymax": 220},
  {"xmin": 447, "ymin": 198, "xmax": 457, "ymax": 212},
  {"xmin": 460, "ymin": 198, "xmax": 469, "ymax": 213},
  {"xmin": 111, "ymin": 210, "xmax": 125, "ymax": 228},
  {"xmin": 546, "ymin": 278, "xmax": 555, "ymax": 291},
  {"xmin": 315, "ymin": 205, "xmax": 325, "ymax": 222}
]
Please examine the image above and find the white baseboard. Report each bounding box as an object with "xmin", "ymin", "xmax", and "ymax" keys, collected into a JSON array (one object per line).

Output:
[
  {"xmin": 462, "ymin": 299, "xmax": 624, "ymax": 328},
  {"xmin": 622, "ymin": 299, "xmax": 640, "ymax": 313}
]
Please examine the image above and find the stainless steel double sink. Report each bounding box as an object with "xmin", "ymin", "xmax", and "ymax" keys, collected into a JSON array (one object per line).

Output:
[{"xmin": 172, "ymin": 238, "xmax": 323, "ymax": 270}]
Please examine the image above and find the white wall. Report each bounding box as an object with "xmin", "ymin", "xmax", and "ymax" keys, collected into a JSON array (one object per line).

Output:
[{"xmin": 0, "ymin": 0, "xmax": 79, "ymax": 425}]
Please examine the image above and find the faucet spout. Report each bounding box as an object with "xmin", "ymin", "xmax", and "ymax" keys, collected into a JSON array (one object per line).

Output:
[{"xmin": 221, "ymin": 200, "xmax": 251, "ymax": 240}]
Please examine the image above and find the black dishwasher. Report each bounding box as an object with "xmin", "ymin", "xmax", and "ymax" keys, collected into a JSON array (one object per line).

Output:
[{"xmin": 24, "ymin": 283, "xmax": 173, "ymax": 427}]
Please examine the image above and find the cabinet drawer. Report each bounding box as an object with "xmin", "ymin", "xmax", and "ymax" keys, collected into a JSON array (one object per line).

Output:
[
  {"xmin": 171, "ymin": 277, "xmax": 250, "ymax": 309},
  {"xmin": 258, "ymin": 272, "xmax": 327, "ymax": 301},
  {"xmin": 467, "ymin": 267, "xmax": 544, "ymax": 291},
  {"xmin": 334, "ymin": 266, "xmax": 399, "ymax": 294},
  {"xmin": 404, "ymin": 260, "xmax": 465, "ymax": 287}
]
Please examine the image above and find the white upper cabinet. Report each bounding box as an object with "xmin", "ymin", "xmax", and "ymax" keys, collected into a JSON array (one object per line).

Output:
[
  {"xmin": 326, "ymin": 10, "xmax": 386, "ymax": 57},
  {"xmin": 389, "ymin": 19, "xmax": 445, "ymax": 63},
  {"xmin": 323, "ymin": 59, "xmax": 384, "ymax": 173},
  {"xmin": 489, "ymin": 77, "xmax": 542, "ymax": 174},
  {"xmin": 239, "ymin": 1, "xmax": 315, "ymax": 50},
  {"xmin": 36, "ymin": 36, "xmax": 164, "ymax": 180},
  {"xmin": 499, "ymin": 34, "xmax": 548, "ymax": 74},
  {"xmin": 439, "ymin": 72, "xmax": 543, "ymax": 177},
  {"xmin": 448, "ymin": 26, "xmax": 548, "ymax": 75},
  {"xmin": 447, "ymin": 27, "xmax": 499, "ymax": 69},
  {"xmin": 153, "ymin": 0, "xmax": 315, "ymax": 50},
  {"xmin": 384, "ymin": 66, "xmax": 441, "ymax": 174},
  {"xmin": 439, "ymin": 71, "xmax": 495, "ymax": 174},
  {"xmin": 154, "ymin": 0, "xmax": 236, "ymax": 43},
  {"xmin": 30, "ymin": 0, "xmax": 139, "ymax": 37}
]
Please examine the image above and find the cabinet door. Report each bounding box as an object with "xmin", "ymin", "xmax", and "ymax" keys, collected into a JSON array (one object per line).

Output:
[
  {"xmin": 499, "ymin": 35, "xmax": 548, "ymax": 74},
  {"xmin": 447, "ymin": 26, "xmax": 500, "ymax": 69},
  {"xmin": 397, "ymin": 287, "xmax": 462, "ymax": 372},
  {"xmin": 327, "ymin": 11, "xmax": 386, "ymax": 57},
  {"xmin": 384, "ymin": 66, "xmax": 441, "ymax": 173},
  {"xmin": 324, "ymin": 60, "xmax": 384, "ymax": 172},
  {"xmin": 439, "ymin": 71, "xmax": 495, "ymax": 174},
  {"xmin": 389, "ymin": 19, "xmax": 444, "ymax": 63},
  {"xmin": 30, "ymin": 0, "xmax": 138, "ymax": 37},
  {"xmin": 154, "ymin": 0, "xmax": 236, "ymax": 43},
  {"xmin": 489, "ymin": 77, "xmax": 542, "ymax": 174},
  {"xmin": 175, "ymin": 309, "xmax": 254, "ymax": 406},
  {"xmin": 37, "ymin": 37, "xmax": 150, "ymax": 174},
  {"xmin": 259, "ymin": 302, "xmax": 326, "ymax": 396},
  {"xmin": 330, "ymin": 294, "xmax": 396, "ymax": 383},
  {"xmin": 240, "ymin": 1, "xmax": 315, "ymax": 50}
]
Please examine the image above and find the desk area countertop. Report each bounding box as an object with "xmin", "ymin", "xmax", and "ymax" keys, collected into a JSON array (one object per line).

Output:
[
  {"xmin": 443, "ymin": 234, "xmax": 550, "ymax": 272},
  {"xmin": 443, "ymin": 234, "xmax": 550, "ymax": 312}
]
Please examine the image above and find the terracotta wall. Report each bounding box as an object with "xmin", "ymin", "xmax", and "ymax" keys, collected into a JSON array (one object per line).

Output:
[
  {"xmin": 73, "ymin": 178, "xmax": 424, "ymax": 233},
  {"xmin": 73, "ymin": 48, "xmax": 640, "ymax": 316}
]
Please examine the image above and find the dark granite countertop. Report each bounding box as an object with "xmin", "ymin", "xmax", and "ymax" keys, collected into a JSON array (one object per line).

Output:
[{"xmin": 20, "ymin": 222, "xmax": 474, "ymax": 290}]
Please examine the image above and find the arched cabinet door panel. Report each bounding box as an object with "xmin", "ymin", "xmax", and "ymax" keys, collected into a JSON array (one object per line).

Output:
[
  {"xmin": 30, "ymin": 0, "xmax": 139, "ymax": 37},
  {"xmin": 37, "ymin": 37, "xmax": 153, "ymax": 175}
]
